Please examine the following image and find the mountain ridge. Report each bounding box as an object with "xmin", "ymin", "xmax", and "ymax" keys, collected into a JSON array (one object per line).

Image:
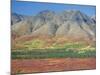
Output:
[{"xmin": 11, "ymin": 10, "xmax": 96, "ymax": 41}]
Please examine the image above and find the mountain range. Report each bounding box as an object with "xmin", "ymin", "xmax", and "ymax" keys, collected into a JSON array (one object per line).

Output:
[{"xmin": 11, "ymin": 10, "xmax": 96, "ymax": 41}]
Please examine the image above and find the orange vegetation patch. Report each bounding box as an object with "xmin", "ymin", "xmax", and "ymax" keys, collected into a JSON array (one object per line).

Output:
[{"xmin": 11, "ymin": 58, "xmax": 96, "ymax": 74}]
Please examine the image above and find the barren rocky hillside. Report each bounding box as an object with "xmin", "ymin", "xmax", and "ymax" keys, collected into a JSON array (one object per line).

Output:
[{"xmin": 11, "ymin": 10, "xmax": 96, "ymax": 41}]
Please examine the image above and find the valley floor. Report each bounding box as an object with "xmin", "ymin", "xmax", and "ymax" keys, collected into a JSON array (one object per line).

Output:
[{"xmin": 11, "ymin": 58, "xmax": 96, "ymax": 74}]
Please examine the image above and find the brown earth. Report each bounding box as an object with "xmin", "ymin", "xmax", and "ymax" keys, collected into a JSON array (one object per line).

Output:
[
  {"xmin": 11, "ymin": 35, "xmax": 95, "ymax": 50},
  {"xmin": 11, "ymin": 58, "xmax": 96, "ymax": 74}
]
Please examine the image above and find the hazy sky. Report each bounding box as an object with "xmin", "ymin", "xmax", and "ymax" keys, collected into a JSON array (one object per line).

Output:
[{"xmin": 12, "ymin": 0, "xmax": 96, "ymax": 16}]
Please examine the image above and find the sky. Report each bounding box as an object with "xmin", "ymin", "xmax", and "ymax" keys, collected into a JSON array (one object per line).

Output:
[{"xmin": 12, "ymin": 0, "xmax": 96, "ymax": 16}]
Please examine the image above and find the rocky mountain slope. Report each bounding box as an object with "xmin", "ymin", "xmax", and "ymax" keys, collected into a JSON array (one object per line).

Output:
[{"xmin": 11, "ymin": 10, "xmax": 96, "ymax": 41}]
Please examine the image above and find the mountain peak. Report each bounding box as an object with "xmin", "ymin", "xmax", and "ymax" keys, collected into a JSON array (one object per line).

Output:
[
  {"xmin": 63, "ymin": 10, "xmax": 81, "ymax": 14},
  {"xmin": 67, "ymin": 9, "xmax": 79, "ymax": 12},
  {"xmin": 38, "ymin": 10, "xmax": 55, "ymax": 15}
]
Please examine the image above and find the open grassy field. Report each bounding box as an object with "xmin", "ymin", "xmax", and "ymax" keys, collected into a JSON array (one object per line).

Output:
[
  {"xmin": 12, "ymin": 39, "xmax": 96, "ymax": 59},
  {"xmin": 12, "ymin": 48, "xmax": 96, "ymax": 59}
]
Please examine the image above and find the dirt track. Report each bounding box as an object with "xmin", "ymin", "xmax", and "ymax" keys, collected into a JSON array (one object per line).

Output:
[{"xmin": 11, "ymin": 58, "xmax": 96, "ymax": 74}]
